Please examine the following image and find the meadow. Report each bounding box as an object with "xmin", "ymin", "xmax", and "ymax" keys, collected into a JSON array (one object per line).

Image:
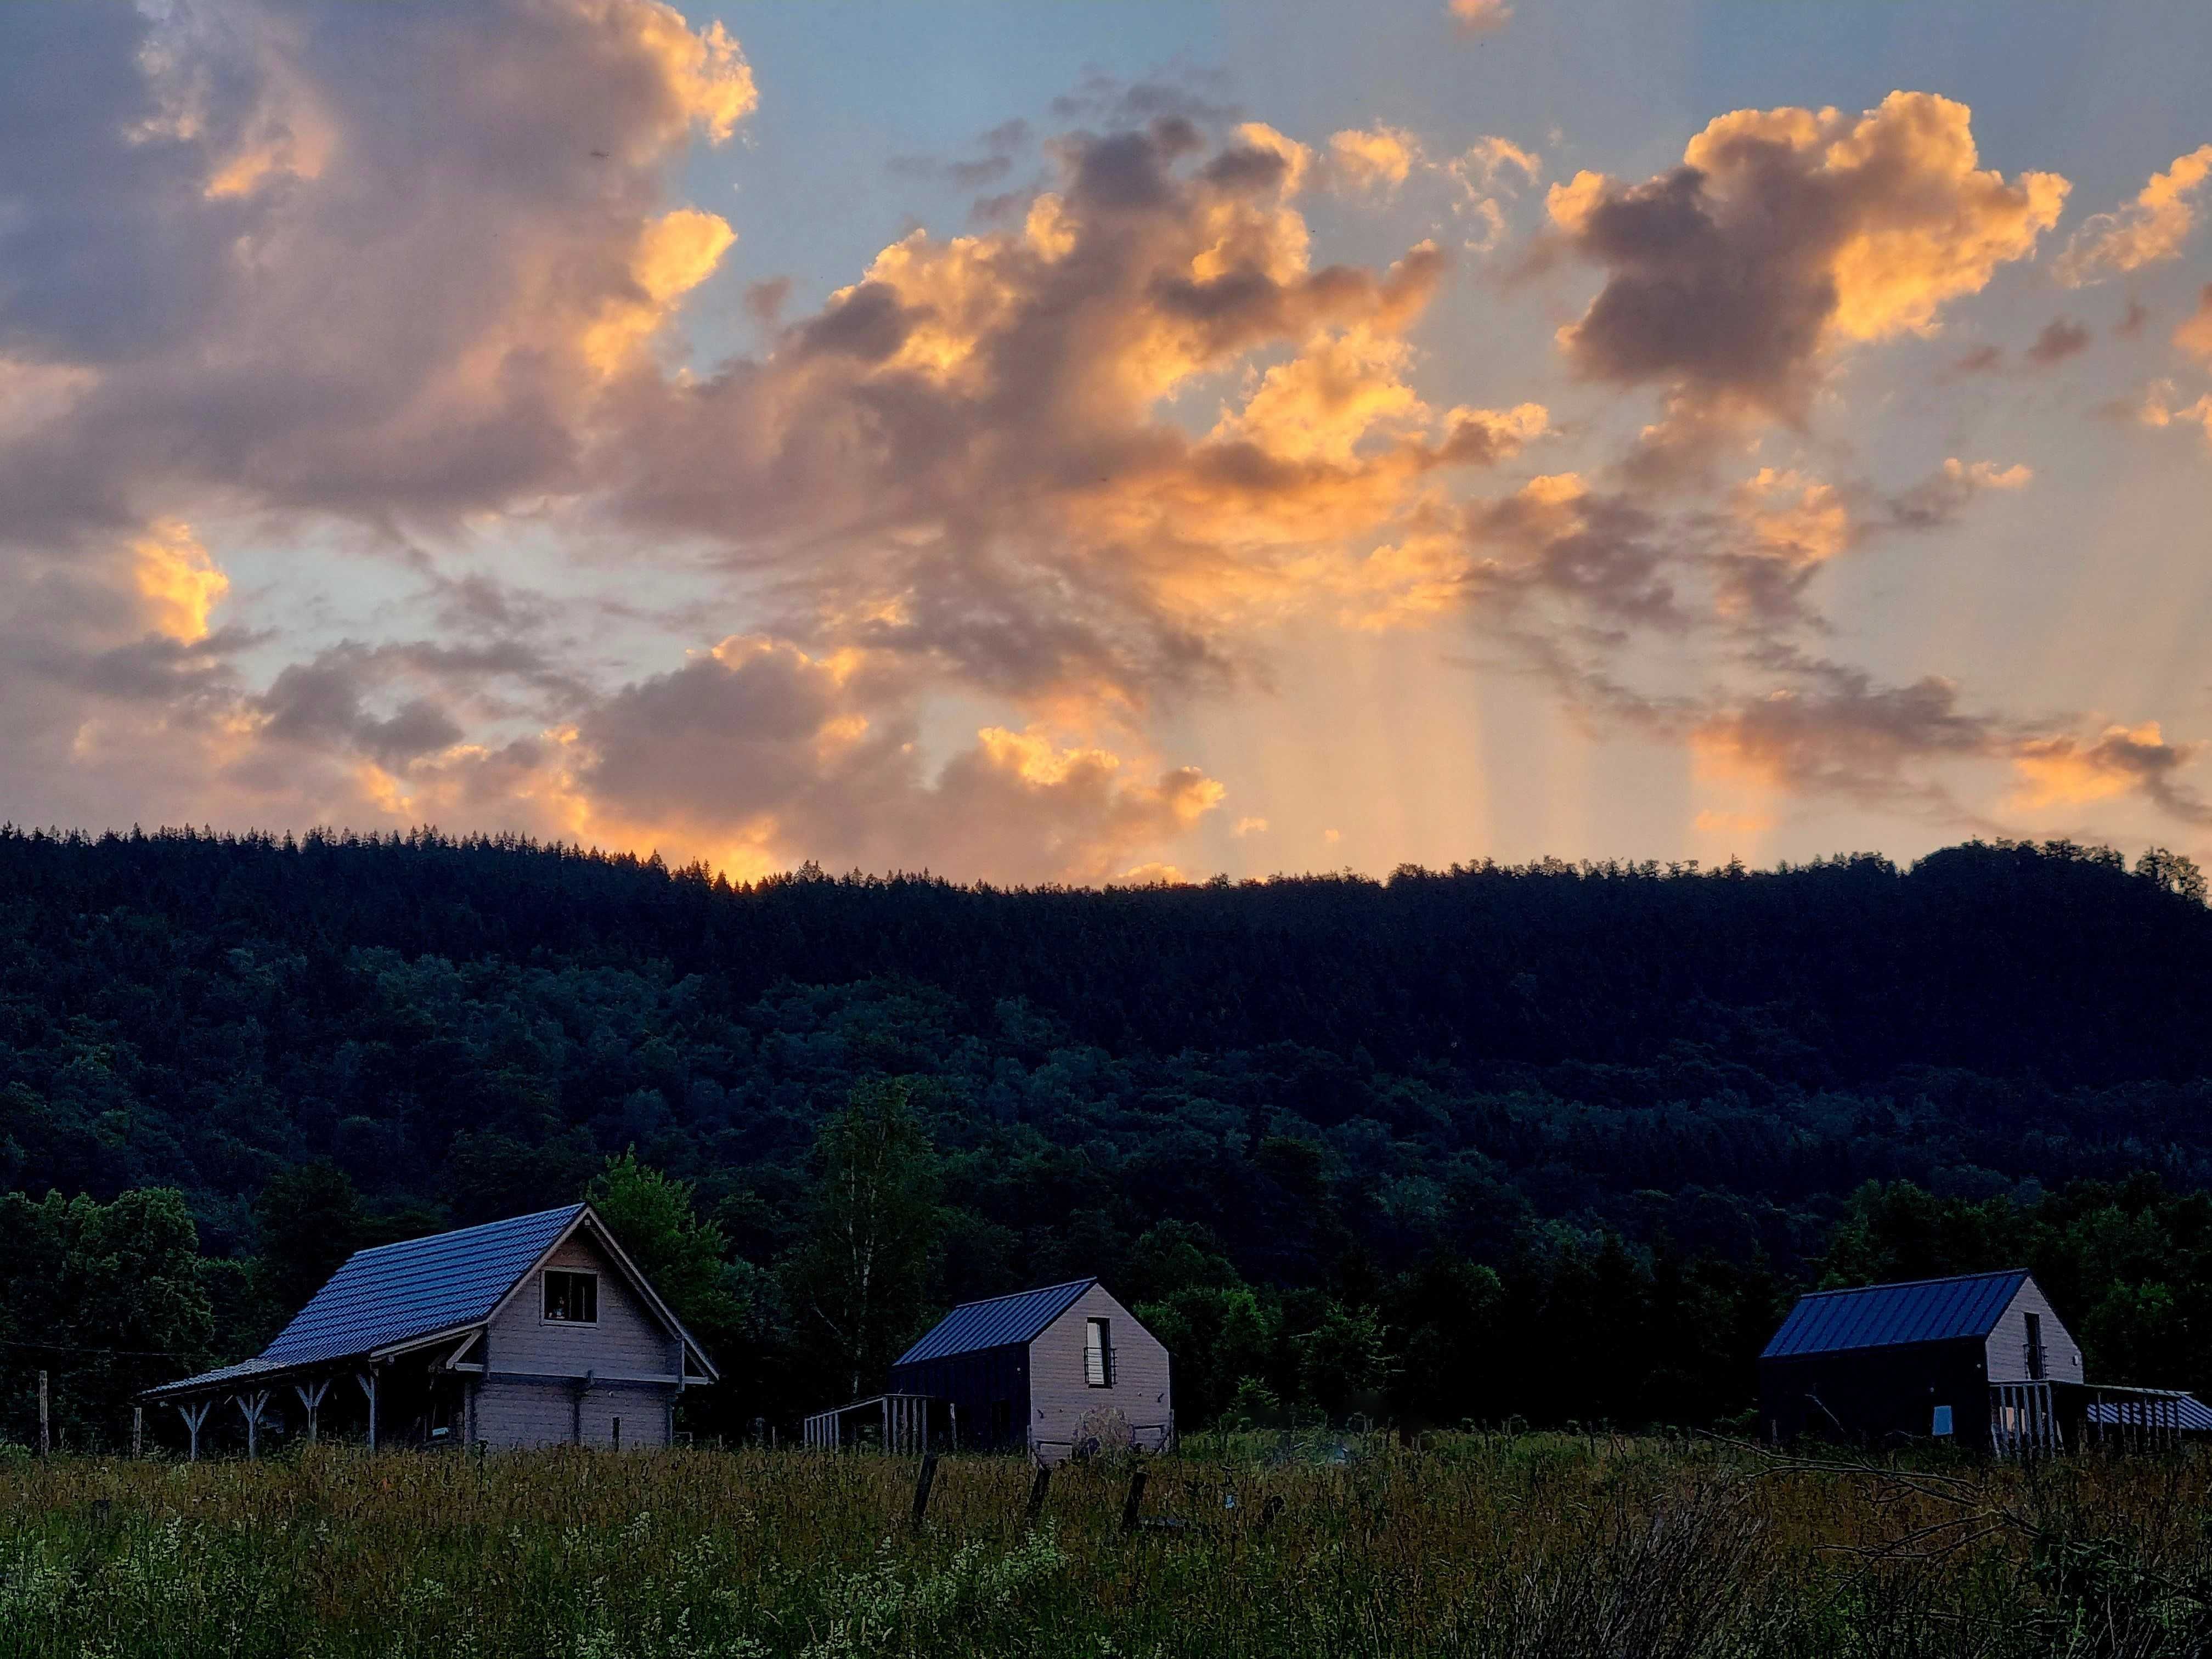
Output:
[{"xmin": 4, "ymin": 1435, "xmax": 2211, "ymax": 1658}]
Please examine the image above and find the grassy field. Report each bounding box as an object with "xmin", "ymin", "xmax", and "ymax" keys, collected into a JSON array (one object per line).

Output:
[{"xmin": 4, "ymin": 1434, "xmax": 2211, "ymax": 1657}]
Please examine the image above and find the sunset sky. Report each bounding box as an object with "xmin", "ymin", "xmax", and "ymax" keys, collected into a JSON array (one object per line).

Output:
[{"xmin": 5, "ymin": 0, "xmax": 2211, "ymax": 884}]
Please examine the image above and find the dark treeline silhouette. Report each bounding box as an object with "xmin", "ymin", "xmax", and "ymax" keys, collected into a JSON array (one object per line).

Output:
[{"xmin": 2, "ymin": 825, "xmax": 2210, "ymax": 1447}]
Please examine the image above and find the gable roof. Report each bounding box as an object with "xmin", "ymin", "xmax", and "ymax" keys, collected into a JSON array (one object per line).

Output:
[
  {"xmin": 893, "ymin": 1279, "xmax": 1097, "ymax": 1367},
  {"xmin": 1762, "ymin": 1269, "xmax": 2032, "ymax": 1360},
  {"xmin": 145, "ymin": 1203, "xmax": 716, "ymax": 1398}
]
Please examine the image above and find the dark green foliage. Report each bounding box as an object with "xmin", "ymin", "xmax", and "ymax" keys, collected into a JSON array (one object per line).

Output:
[
  {"xmin": 785, "ymin": 1079, "xmax": 946, "ymax": 1398},
  {"xmin": 0, "ymin": 1187, "xmax": 211, "ymax": 1446},
  {"xmin": 1, "ymin": 826, "xmax": 2210, "ymax": 1437}
]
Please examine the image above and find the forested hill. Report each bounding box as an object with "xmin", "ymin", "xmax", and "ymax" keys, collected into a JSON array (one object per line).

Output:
[
  {"xmin": 7, "ymin": 826, "xmax": 2211, "ymax": 1084},
  {"xmin": 7, "ymin": 826, "xmax": 2212, "ymax": 1443}
]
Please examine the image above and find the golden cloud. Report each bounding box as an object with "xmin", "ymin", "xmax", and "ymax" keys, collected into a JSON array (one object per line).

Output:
[
  {"xmin": 2176, "ymin": 284, "xmax": 2212, "ymax": 366},
  {"xmin": 129, "ymin": 520, "xmax": 229, "ymax": 643},
  {"xmin": 1551, "ymin": 93, "xmax": 2067, "ymax": 414},
  {"xmin": 1328, "ymin": 125, "xmax": 1422, "ymax": 196},
  {"xmin": 2056, "ymin": 144, "xmax": 2212, "ymax": 286},
  {"xmin": 2011, "ymin": 722, "xmax": 2198, "ymax": 810}
]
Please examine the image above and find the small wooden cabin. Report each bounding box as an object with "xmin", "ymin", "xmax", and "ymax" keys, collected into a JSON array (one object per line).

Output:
[
  {"xmin": 806, "ymin": 1279, "xmax": 1172, "ymax": 1462},
  {"xmin": 143, "ymin": 1204, "xmax": 715, "ymax": 1454},
  {"xmin": 1760, "ymin": 1268, "xmax": 2087, "ymax": 1453}
]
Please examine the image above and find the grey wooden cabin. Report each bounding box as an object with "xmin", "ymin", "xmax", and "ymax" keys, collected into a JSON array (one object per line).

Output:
[
  {"xmin": 143, "ymin": 1204, "xmax": 715, "ymax": 1454},
  {"xmin": 805, "ymin": 1279, "xmax": 1172, "ymax": 1463}
]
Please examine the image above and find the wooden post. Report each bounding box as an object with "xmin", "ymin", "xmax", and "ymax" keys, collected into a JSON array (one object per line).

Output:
[
  {"xmin": 37, "ymin": 1371, "xmax": 49, "ymax": 1457},
  {"xmin": 356, "ymin": 1369, "xmax": 378, "ymax": 1452},
  {"xmin": 910, "ymin": 1452, "xmax": 938, "ymax": 1530},
  {"xmin": 178, "ymin": 1400, "xmax": 212, "ymax": 1462},
  {"xmin": 132, "ymin": 1405, "xmax": 144, "ymax": 1459},
  {"xmin": 612, "ymin": 1416, "xmax": 622, "ymax": 1451},
  {"xmin": 295, "ymin": 1378, "xmax": 330, "ymax": 1444},
  {"xmin": 1120, "ymin": 1468, "xmax": 1147, "ymax": 1534},
  {"xmin": 1024, "ymin": 1463, "xmax": 1051, "ymax": 1525},
  {"xmin": 237, "ymin": 1390, "xmax": 270, "ymax": 1458}
]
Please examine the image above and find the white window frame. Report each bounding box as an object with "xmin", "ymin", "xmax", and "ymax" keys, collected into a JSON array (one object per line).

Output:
[
  {"xmin": 542, "ymin": 1268, "xmax": 600, "ymax": 1326},
  {"xmin": 1085, "ymin": 1316, "xmax": 1113, "ymax": 1387}
]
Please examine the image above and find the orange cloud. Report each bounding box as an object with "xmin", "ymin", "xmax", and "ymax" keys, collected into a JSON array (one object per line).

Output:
[
  {"xmin": 1328, "ymin": 125, "xmax": 1422, "ymax": 196},
  {"xmin": 2056, "ymin": 144, "xmax": 2212, "ymax": 286},
  {"xmin": 2011, "ymin": 723, "xmax": 2202, "ymax": 813},
  {"xmin": 1551, "ymin": 93, "xmax": 2067, "ymax": 418},
  {"xmin": 2176, "ymin": 284, "xmax": 2212, "ymax": 366},
  {"xmin": 129, "ymin": 521, "xmax": 229, "ymax": 642}
]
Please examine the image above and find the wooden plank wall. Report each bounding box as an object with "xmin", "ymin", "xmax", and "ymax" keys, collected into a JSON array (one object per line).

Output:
[
  {"xmin": 476, "ymin": 1227, "xmax": 684, "ymax": 1447},
  {"xmin": 1985, "ymin": 1278, "xmax": 2085, "ymax": 1383},
  {"xmin": 1025, "ymin": 1284, "xmax": 1171, "ymax": 1463}
]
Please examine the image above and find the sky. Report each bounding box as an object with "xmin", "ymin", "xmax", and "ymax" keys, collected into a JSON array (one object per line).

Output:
[{"xmin": 3, "ymin": 0, "xmax": 2211, "ymax": 885}]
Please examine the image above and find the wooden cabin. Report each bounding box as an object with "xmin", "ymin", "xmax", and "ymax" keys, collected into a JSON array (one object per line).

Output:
[
  {"xmin": 1758, "ymin": 1268, "xmax": 2187, "ymax": 1454},
  {"xmin": 143, "ymin": 1204, "xmax": 715, "ymax": 1455},
  {"xmin": 805, "ymin": 1279, "xmax": 1172, "ymax": 1463}
]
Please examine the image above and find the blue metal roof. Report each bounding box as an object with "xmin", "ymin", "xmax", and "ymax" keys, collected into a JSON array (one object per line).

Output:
[
  {"xmin": 893, "ymin": 1279, "xmax": 1096, "ymax": 1367},
  {"xmin": 2086, "ymin": 1392, "xmax": 2212, "ymax": 1432},
  {"xmin": 1762, "ymin": 1269, "xmax": 2030, "ymax": 1360},
  {"xmin": 146, "ymin": 1205, "xmax": 585, "ymax": 1397}
]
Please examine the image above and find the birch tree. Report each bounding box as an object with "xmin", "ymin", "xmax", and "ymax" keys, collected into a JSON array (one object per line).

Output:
[{"xmin": 788, "ymin": 1078, "xmax": 942, "ymax": 1399}]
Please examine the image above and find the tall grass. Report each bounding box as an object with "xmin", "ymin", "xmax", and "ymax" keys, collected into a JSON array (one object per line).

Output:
[{"xmin": 3, "ymin": 1436, "xmax": 2210, "ymax": 1657}]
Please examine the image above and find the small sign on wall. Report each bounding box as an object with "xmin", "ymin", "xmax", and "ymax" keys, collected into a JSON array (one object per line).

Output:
[{"xmin": 1931, "ymin": 1404, "xmax": 1954, "ymax": 1436}]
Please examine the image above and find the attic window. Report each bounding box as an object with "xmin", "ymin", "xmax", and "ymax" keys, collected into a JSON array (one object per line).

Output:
[
  {"xmin": 1085, "ymin": 1317, "xmax": 1113, "ymax": 1387},
  {"xmin": 544, "ymin": 1269, "xmax": 598, "ymax": 1324}
]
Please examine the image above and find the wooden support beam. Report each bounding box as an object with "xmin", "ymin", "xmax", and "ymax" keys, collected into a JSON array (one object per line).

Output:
[
  {"xmin": 132, "ymin": 1405, "xmax": 143, "ymax": 1459},
  {"xmin": 177, "ymin": 1398, "xmax": 212, "ymax": 1462},
  {"xmin": 236, "ymin": 1389, "xmax": 271, "ymax": 1459},
  {"xmin": 356, "ymin": 1368, "xmax": 379, "ymax": 1452},
  {"xmin": 295, "ymin": 1378, "xmax": 331, "ymax": 1444},
  {"xmin": 37, "ymin": 1370, "xmax": 49, "ymax": 1457}
]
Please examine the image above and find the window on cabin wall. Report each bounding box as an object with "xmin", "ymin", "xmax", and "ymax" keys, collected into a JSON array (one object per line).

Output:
[
  {"xmin": 1085, "ymin": 1318, "xmax": 1113, "ymax": 1386},
  {"xmin": 543, "ymin": 1270, "xmax": 598, "ymax": 1324}
]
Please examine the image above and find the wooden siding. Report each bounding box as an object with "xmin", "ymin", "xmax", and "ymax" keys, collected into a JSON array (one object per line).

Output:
[
  {"xmin": 483, "ymin": 1232, "xmax": 682, "ymax": 1380},
  {"xmin": 475, "ymin": 1227, "xmax": 682, "ymax": 1448},
  {"xmin": 1026, "ymin": 1284, "xmax": 1171, "ymax": 1463},
  {"xmin": 1985, "ymin": 1277, "xmax": 2084, "ymax": 1384},
  {"xmin": 473, "ymin": 1379, "xmax": 578, "ymax": 1448}
]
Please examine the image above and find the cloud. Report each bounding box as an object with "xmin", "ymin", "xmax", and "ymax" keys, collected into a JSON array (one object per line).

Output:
[
  {"xmin": 1548, "ymin": 93, "xmax": 2067, "ymax": 422},
  {"xmin": 1447, "ymin": 0, "xmax": 1513, "ymax": 36},
  {"xmin": 564, "ymin": 637, "xmax": 1226, "ymax": 881},
  {"xmin": 1233, "ymin": 816, "xmax": 1269, "ymax": 836},
  {"xmin": 1448, "ymin": 136, "xmax": 1542, "ymax": 251},
  {"xmin": 603, "ymin": 118, "xmax": 1520, "ymax": 712},
  {"xmin": 2012, "ymin": 723, "xmax": 2211, "ymax": 821},
  {"xmin": 1327, "ymin": 125, "xmax": 1423, "ymax": 197},
  {"xmin": 2024, "ymin": 317, "xmax": 2091, "ymax": 366},
  {"xmin": 2055, "ymin": 144, "xmax": 2212, "ymax": 286},
  {"xmin": 2136, "ymin": 377, "xmax": 2212, "ymax": 445},
  {"xmin": 2177, "ymin": 284, "xmax": 2212, "ymax": 366}
]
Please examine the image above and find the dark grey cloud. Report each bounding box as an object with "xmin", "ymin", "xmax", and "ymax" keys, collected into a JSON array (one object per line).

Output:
[{"xmin": 2025, "ymin": 317, "xmax": 2091, "ymax": 366}]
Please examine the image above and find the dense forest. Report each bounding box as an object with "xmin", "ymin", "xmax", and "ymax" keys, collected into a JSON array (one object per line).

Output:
[{"xmin": 5, "ymin": 825, "xmax": 2212, "ymax": 1448}]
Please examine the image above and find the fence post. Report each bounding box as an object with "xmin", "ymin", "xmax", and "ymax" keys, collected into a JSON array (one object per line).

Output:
[
  {"xmin": 133, "ymin": 1406, "xmax": 143, "ymax": 1459},
  {"xmin": 38, "ymin": 1371, "xmax": 49, "ymax": 1457},
  {"xmin": 1025, "ymin": 1463, "xmax": 1051, "ymax": 1525},
  {"xmin": 1120, "ymin": 1469, "xmax": 1147, "ymax": 1534},
  {"xmin": 910, "ymin": 1452, "xmax": 939, "ymax": 1531}
]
